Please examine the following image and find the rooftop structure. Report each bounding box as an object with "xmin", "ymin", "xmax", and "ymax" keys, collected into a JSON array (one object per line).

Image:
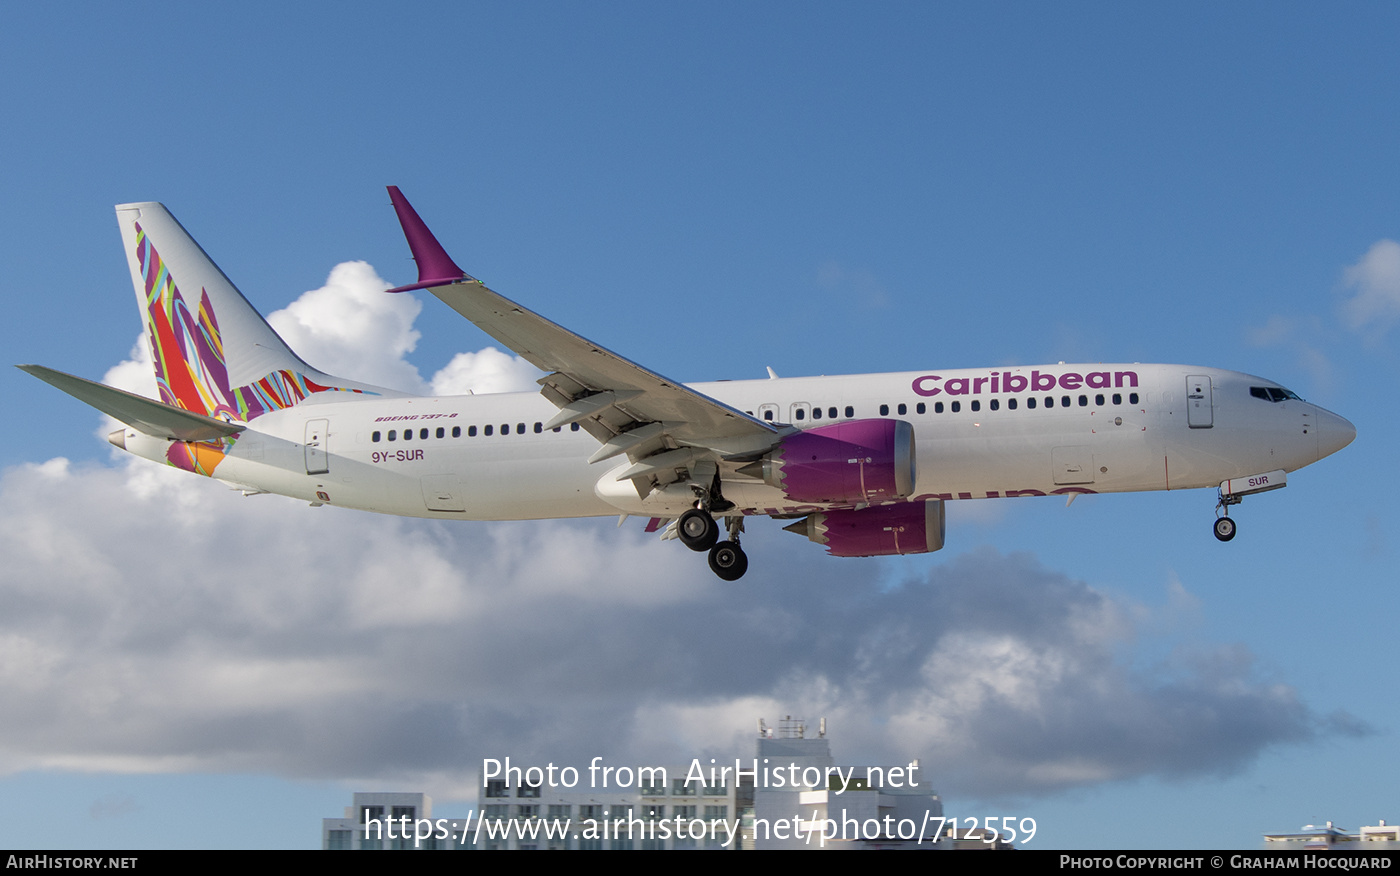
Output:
[{"xmin": 1263, "ymin": 820, "xmax": 1400, "ymax": 850}]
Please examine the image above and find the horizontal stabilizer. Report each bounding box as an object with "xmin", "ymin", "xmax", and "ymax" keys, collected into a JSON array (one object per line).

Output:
[{"xmin": 18, "ymin": 365, "xmax": 245, "ymax": 442}]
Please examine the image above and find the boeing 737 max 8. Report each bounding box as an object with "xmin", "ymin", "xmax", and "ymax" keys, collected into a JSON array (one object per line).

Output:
[{"xmin": 19, "ymin": 189, "xmax": 1356, "ymax": 580}]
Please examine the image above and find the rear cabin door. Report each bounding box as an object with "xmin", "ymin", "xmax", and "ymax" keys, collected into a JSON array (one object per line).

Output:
[{"xmin": 305, "ymin": 419, "xmax": 329, "ymax": 474}]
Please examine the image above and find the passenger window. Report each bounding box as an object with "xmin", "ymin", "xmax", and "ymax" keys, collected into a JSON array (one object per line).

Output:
[
  {"xmin": 388, "ymin": 430, "xmax": 397, "ymax": 441},
  {"xmin": 795, "ymin": 408, "xmax": 805, "ymax": 421},
  {"xmin": 951, "ymin": 401, "xmax": 961, "ymax": 413},
  {"xmin": 935, "ymin": 401, "xmax": 944, "ymax": 413},
  {"xmin": 484, "ymin": 425, "xmax": 493, "ymax": 436},
  {"xmin": 404, "ymin": 430, "xmax": 413, "ymax": 441},
  {"xmin": 372, "ymin": 431, "xmax": 381, "ymax": 442},
  {"xmin": 971, "ymin": 400, "xmax": 981, "ymax": 412},
  {"xmin": 1062, "ymin": 396, "xmax": 1071, "ymax": 407},
  {"xmin": 829, "ymin": 407, "xmax": 838, "ymax": 419},
  {"xmin": 897, "ymin": 403, "xmax": 907, "ymax": 415},
  {"xmin": 1044, "ymin": 396, "xmax": 1054, "ymax": 408},
  {"xmin": 916, "ymin": 402, "xmax": 926, "ymax": 414},
  {"xmin": 1078, "ymin": 395, "xmax": 1087, "ymax": 407},
  {"xmin": 811, "ymin": 408, "xmax": 821, "ymax": 420},
  {"xmin": 1008, "ymin": 398, "xmax": 1017, "ymax": 410},
  {"xmin": 534, "ymin": 422, "xmax": 542, "ymax": 433},
  {"xmin": 1113, "ymin": 393, "xmax": 1122, "ymax": 405},
  {"xmin": 763, "ymin": 410, "xmax": 774, "ymax": 421},
  {"xmin": 452, "ymin": 426, "xmax": 461, "ymax": 438},
  {"xmin": 516, "ymin": 423, "xmax": 525, "ymax": 435},
  {"xmin": 1129, "ymin": 393, "xmax": 1139, "ymax": 405},
  {"xmin": 468, "ymin": 425, "xmax": 477, "ymax": 437},
  {"xmin": 844, "ymin": 406, "xmax": 854, "ymax": 418},
  {"xmin": 420, "ymin": 428, "xmax": 429, "ymax": 439},
  {"xmin": 1095, "ymin": 394, "xmax": 1104, "ymax": 406},
  {"xmin": 880, "ymin": 404, "xmax": 890, "ymax": 416},
  {"xmin": 1027, "ymin": 397, "xmax": 1037, "ymax": 409},
  {"xmin": 571, "ymin": 423, "xmax": 580, "ymax": 431},
  {"xmin": 436, "ymin": 427, "xmax": 445, "ymax": 438},
  {"xmin": 990, "ymin": 399, "xmax": 999, "ymax": 411}
]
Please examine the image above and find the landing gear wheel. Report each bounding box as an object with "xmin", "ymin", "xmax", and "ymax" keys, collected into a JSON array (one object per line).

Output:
[
  {"xmin": 678, "ymin": 509, "xmax": 719, "ymax": 552},
  {"xmin": 708, "ymin": 541, "xmax": 748, "ymax": 581},
  {"xmin": 1213, "ymin": 516, "xmax": 1237, "ymax": 542}
]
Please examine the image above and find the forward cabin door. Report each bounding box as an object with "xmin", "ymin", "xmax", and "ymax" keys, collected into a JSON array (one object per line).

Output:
[
  {"xmin": 1186, "ymin": 375, "xmax": 1214, "ymax": 428},
  {"xmin": 305, "ymin": 419, "xmax": 329, "ymax": 474}
]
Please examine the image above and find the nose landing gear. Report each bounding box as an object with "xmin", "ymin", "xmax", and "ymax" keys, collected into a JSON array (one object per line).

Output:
[
  {"xmin": 1213, "ymin": 513, "xmax": 1237, "ymax": 542},
  {"xmin": 1213, "ymin": 488, "xmax": 1241, "ymax": 542},
  {"xmin": 1211, "ymin": 469, "xmax": 1288, "ymax": 543}
]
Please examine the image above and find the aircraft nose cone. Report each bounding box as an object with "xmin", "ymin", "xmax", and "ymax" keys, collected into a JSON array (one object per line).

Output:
[{"xmin": 1315, "ymin": 407, "xmax": 1356, "ymax": 461}]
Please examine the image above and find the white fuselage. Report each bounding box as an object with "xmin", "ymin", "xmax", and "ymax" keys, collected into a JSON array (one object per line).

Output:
[{"xmin": 120, "ymin": 363, "xmax": 1351, "ymax": 521}]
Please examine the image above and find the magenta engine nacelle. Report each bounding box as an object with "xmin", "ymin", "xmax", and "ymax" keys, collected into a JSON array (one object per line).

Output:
[{"xmin": 739, "ymin": 419, "xmax": 916, "ymax": 505}]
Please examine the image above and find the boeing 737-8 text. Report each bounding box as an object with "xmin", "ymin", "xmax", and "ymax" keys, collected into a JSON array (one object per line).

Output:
[{"xmin": 19, "ymin": 189, "xmax": 1356, "ymax": 580}]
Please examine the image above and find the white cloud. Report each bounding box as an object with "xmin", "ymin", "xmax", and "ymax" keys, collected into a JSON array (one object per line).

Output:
[
  {"xmin": 101, "ymin": 339, "xmax": 157, "ymax": 400},
  {"xmin": 430, "ymin": 347, "xmax": 542, "ymax": 396},
  {"xmin": 266, "ymin": 260, "xmax": 426, "ymax": 393},
  {"xmin": 1340, "ymin": 239, "xmax": 1400, "ymax": 336},
  {"xmin": 0, "ymin": 457, "xmax": 1351, "ymax": 797}
]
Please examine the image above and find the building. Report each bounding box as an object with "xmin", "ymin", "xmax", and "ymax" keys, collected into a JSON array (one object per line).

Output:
[
  {"xmin": 1264, "ymin": 820, "xmax": 1400, "ymax": 850},
  {"xmin": 322, "ymin": 791, "xmax": 470, "ymax": 850}
]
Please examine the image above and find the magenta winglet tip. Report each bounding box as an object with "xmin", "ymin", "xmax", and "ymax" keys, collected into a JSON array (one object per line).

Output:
[{"xmin": 386, "ymin": 186, "xmax": 469, "ymax": 291}]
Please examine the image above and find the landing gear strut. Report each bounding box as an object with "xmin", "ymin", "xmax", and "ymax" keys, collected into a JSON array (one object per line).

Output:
[{"xmin": 676, "ymin": 483, "xmax": 749, "ymax": 579}]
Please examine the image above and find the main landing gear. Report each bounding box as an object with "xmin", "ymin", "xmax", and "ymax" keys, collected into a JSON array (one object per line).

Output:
[{"xmin": 678, "ymin": 507, "xmax": 749, "ymax": 581}]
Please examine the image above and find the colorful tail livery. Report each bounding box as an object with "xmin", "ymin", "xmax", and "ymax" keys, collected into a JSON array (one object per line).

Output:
[
  {"xmin": 18, "ymin": 190, "xmax": 1356, "ymax": 580},
  {"xmin": 115, "ymin": 203, "xmax": 387, "ymax": 422}
]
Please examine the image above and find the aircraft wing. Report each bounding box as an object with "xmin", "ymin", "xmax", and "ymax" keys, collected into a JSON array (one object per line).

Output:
[
  {"xmin": 18, "ymin": 364, "xmax": 245, "ymax": 442},
  {"xmin": 385, "ymin": 187, "xmax": 782, "ymax": 491}
]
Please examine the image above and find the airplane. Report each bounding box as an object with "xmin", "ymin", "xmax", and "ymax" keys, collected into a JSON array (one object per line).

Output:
[{"xmin": 19, "ymin": 188, "xmax": 1356, "ymax": 580}]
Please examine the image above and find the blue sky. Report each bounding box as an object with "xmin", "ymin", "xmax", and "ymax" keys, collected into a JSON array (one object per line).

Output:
[{"xmin": 1, "ymin": 2, "xmax": 1397, "ymax": 850}]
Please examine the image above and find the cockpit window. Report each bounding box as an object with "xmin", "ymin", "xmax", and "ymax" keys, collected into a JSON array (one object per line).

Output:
[{"xmin": 1250, "ymin": 386, "xmax": 1302, "ymax": 403}]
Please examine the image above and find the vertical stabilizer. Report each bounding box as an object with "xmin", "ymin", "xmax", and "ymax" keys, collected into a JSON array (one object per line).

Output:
[{"xmin": 114, "ymin": 202, "xmax": 391, "ymax": 422}]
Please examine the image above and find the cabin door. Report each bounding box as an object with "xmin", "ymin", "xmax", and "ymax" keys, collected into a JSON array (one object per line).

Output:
[
  {"xmin": 305, "ymin": 419, "xmax": 329, "ymax": 474},
  {"xmin": 1187, "ymin": 375, "xmax": 1213, "ymax": 428}
]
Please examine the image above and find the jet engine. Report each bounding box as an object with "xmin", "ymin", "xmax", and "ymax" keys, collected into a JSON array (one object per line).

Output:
[
  {"xmin": 737, "ymin": 419, "xmax": 916, "ymax": 504},
  {"xmin": 783, "ymin": 499, "xmax": 946, "ymax": 557}
]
